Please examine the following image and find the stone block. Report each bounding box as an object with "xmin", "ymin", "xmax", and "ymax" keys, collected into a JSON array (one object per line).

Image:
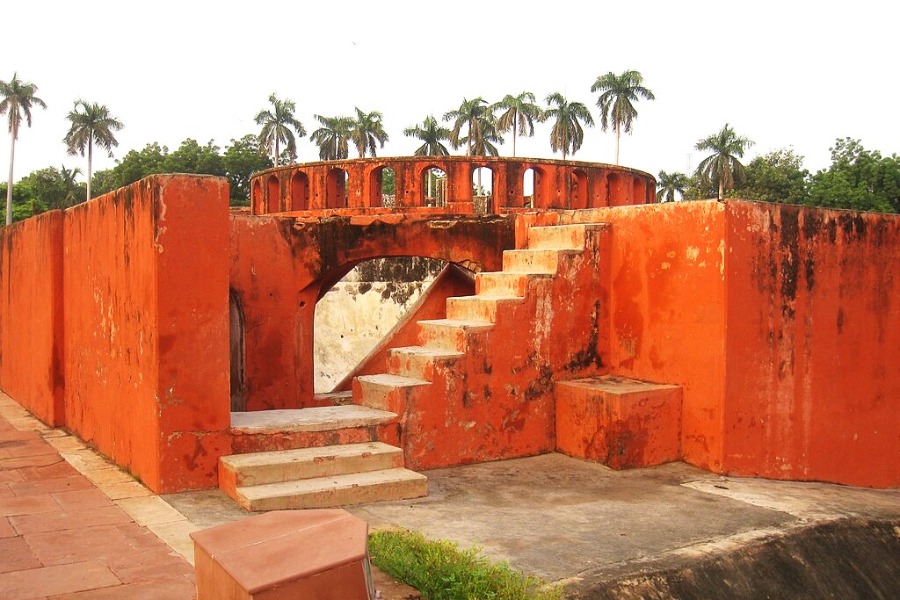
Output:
[
  {"xmin": 191, "ymin": 509, "xmax": 374, "ymax": 600},
  {"xmin": 556, "ymin": 375, "xmax": 682, "ymax": 469}
]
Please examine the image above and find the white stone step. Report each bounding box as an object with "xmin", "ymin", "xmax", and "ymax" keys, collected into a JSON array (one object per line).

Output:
[
  {"xmin": 445, "ymin": 295, "xmax": 524, "ymax": 322},
  {"xmin": 312, "ymin": 390, "xmax": 354, "ymax": 405},
  {"xmin": 502, "ymin": 248, "xmax": 568, "ymax": 273},
  {"xmin": 234, "ymin": 468, "xmax": 428, "ymax": 511},
  {"xmin": 417, "ymin": 319, "xmax": 494, "ymax": 351},
  {"xmin": 220, "ymin": 442, "xmax": 404, "ymax": 488},
  {"xmin": 388, "ymin": 346, "xmax": 464, "ymax": 379},
  {"xmin": 230, "ymin": 405, "xmax": 397, "ymax": 434},
  {"xmin": 526, "ymin": 224, "xmax": 587, "ymax": 250},
  {"xmin": 354, "ymin": 373, "xmax": 430, "ymax": 412}
]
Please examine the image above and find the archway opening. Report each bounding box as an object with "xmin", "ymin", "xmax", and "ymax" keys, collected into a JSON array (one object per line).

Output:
[
  {"xmin": 313, "ymin": 257, "xmax": 457, "ymax": 393},
  {"xmin": 369, "ymin": 166, "xmax": 396, "ymax": 208},
  {"xmin": 571, "ymin": 169, "xmax": 588, "ymax": 209},
  {"xmin": 251, "ymin": 180, "xmax": 263, "ymax": 213},
  {"xmin": 266, "ymin": 175, "xmax": 280, "ymax": 213},
  {"xmin": 523, "ymin": 168, "xmax": 536, "ymax": 209},
  {"xmin": 229, "ymin": 290, "xmax": 246, "ymax": 412},
  {"xmin": 422, "ymin": 167, "xmax": 446, "ymax": 207},
  {"xmin": 326, "ymin": 167, "xmax": 348, "ymax": 208},
  {"xmin": 290, "ymin": 171, "xmax": 309, "ymax": 211},
  {"xmin": 472, "ymin": 166, "xmax": 494, "ymax": 214}
]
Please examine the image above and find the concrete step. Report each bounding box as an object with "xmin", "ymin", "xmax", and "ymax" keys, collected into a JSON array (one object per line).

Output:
[
  {"xmin": 475, "ymin": 271, "xmax": 531, "ymax": 296},
  {"xmin": 417, "ymin": 319, "xmax": 494, "ymax": 351},
  {"xmin": 312, "ymin": 390, "xmax": 354, "ymax": 406},
  {"xmin": 526, "ymin": 224, "xmax": 588, "ymax": 250},
  {"xmin": 230, "ymin": 405, "xmax": 397, "ymax": 434},
  {"xmin": 446, "ymin": 295, "xmax": 524, "ymax": 322},
  {"xmin": 388, "ymin": 346, "xmax": 464, "ymax": 379},
  {"xmin": 219, "ymin": 441, "xmax": 404, "ymax": 489},
  {"xmin": 502, "ymin": 248, "xmax": 571, "ymax": 273},
  {"xmin": 353, "ymin": 373, "xmax": 430, "ymax": 413},
  {"xmin": 233, "ymin": 468, "xmax": 428, "ymax": 511}
]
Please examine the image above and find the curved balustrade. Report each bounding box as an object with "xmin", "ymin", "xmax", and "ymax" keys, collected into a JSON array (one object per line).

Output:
[{"xmin": 250, "ymin": 156, "xmax": 656, "ymax": 215}]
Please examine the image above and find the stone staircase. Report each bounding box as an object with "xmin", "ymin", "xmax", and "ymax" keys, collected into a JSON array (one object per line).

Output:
[
  {"xmin": 218, "ymin": 404, "xmax": 427, "ymax": 511},
  {"xmin": 218, "ymin": 223, "xmax": 606, "ymax": 509},
  {"xmin": 354, "ymin": 223, "xmax": 605, "ymax": 471}
]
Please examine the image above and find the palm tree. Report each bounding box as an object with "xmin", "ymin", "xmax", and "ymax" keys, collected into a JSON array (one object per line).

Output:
[
  {"xmin": 349, "ymin": 108, "xmax": 389, "ymax": 158},
  {"xmin": 403, "ymin": 115, "xmax": 451, "ymax": 156},
  {"xmin": 255, "ymin": 93, "xmax": 306, "ymax": 167},
  {"xmin": 442, "ymin": 97, "xmax": 502, "ymax": 157},
  {"xmin": 1, "ymin": 73, "xmax": 47, "ymax": 226},
  {"xmin": 695, "ymin": 124, "xmax": 754, "ymax": 200},
  {"xmin": 591, "ymin": 70, "xmax": 655, "ymax": 165},
  {"xmin": 63, "ymin": 100, "xmax": 124, "ymax": 203},
  {"xmin": 656, "ymin": 170, "xmax": 689, "ymax": 203},
  {"xmin": 492, "ymin": 92, "xmax": 544, "ymax": 158},
  {"xmin": 310, "ymin": 115, "xmax": 353, "ymax": 161},
  {"xmin": 56, "ymin": 165, "xmax": 84, "ymax": 208},
  {"xmin": 544, "ymin": 92, "xmax": 594, "ymax": 161}
]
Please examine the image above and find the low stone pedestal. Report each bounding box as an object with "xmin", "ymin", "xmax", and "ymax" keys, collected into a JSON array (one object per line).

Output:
[
  {"xmin": 191, "ymin": 509, "xmax": 374, "ymax": 600},
  {"xmin": 556, "ymin": 375, "xmax": 682, "ymax": 469}
]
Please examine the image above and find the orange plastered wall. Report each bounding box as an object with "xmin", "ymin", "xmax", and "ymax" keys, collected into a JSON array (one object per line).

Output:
[
  {"xmin": 0, "ymin": 211, "xmax": 65, "ymax": 425},
  {"xmin": 723, "ymin": 202, "xmax": 899, "ymax": 487},
  {"xmin": 63, "ymin": 176, "xmax": 230, "ymax": 492},
  {"xmin": 586, "ymin": 201, "xmax": 728, "ymax": 471}
]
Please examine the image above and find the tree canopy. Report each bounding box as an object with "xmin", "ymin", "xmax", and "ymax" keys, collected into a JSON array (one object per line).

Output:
[
  {"xmin": 255, "ymin": 93, "xmax": 305, "ymax": 166},
  {"xmin": 694, "ymin": 123, "xmax": 753, "ymax": 200},
  {"xmin": 545, "ymin": 92, "xmax": 594, "ymax": 160},
  {"xmin": 403, "ymin": 115, "xmax": 451, "ymax": 157},
  {"xmin": 443, "ymin": 98, "xmax": 502, "ymax": 157},
  {"xmin": 493, "ymin": 92, "xmax": 544, "ymax": 158},
  {"xmin": 1, "ymin": 73, "xmax": 47, "ymax": 225},
  {"xmin": 807, "ymin": 138, "xmax": 899, "ymax": 213},
  {"xmin": 63, "ymin": 100, "xmax": 123, "ymax": 202},
  {"xmin": 591, "ymin": 70, "xmax": 654, "ymax": 165}
]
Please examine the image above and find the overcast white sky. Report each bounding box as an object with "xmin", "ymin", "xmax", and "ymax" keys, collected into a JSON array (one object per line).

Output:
[{"xmin": 4, "ymin": 0, "xmax": 897, "ymax": 185}]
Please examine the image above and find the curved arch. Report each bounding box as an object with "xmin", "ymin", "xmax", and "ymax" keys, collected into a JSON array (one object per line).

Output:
[
  {"xmin": 251, "ymin": 179, "xmax": 263, "ymax": 214},
  {"xmin": 290, "ymin": 171, "xmax": 310, "ymax": 211},
  {"xmin": 326, "ymin": 167, "xmax": 348, "ymax": 209},
  {"xmin": 266, "ymin": 175, "xmax": 280, "ymax": 213},
  {"xmin": 571, "ymin": 169, "xmax": 589, "ymax": 209}
]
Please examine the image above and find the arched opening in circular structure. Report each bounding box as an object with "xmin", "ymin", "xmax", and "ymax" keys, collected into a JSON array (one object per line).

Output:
[
  {"xmin": 472, "ymin": 166, "xmax": 494, "ymax": 214},
  {"xmin": 368, "ymin": 166, "xmax": 396, "ymax": 208},
  {"xmin": 326, "ymin": 167, "xmax": 348, "ymax": 209},
  {"xmin": 251, "ymin": 179, "xmax": 263, "ymax": 213},
  {"xmin": 290, "ymin": 171, "xmax": 310, "ymax": 211},
  {"xmin": 523, "ymin": 168, "xmax": 536, "ymax": 209},
  {"xmin": 571, "ymin": 169, "xmax": 589, "ymax": 209},
  {"xmin": 229, "ymin": 289, "xmax": 246, "ymax": 412},
  {"xmin": 421, "ymin": 166, "xmax": 446, "ymax": 207},
  {"xmin": 266, "ymin": 175, "xmax": 280, "ymax": 213}
]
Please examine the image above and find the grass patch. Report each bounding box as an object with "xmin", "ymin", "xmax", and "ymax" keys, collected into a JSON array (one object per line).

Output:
[{"xmin": 368, "ymin": 529, "xmax": 563, "ymax": 600}]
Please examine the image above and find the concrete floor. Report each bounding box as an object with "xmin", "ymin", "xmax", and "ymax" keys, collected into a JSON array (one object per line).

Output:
[{"xmin": 164, "ymin": 452, "xmax": 900, "ymax": 596}]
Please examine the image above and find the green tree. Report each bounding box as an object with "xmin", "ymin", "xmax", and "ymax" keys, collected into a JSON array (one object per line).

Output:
[
  {"xmin": 544, "ymin": 92, "xmax": 594, "ymax": 160},
  {"xmin": 110, "ymin": 142, "xmax": 168, "ymax": 188},
  {"xmin": 63, "ymin": 100, "xmax": 124, "ymax": 202},
  {"xmin": 349, "ymin": 108, "xmax": 389, "ymax": 158},
  {"xmin": 255, "ymin": 93, "xmax": 306, "ymax": 166},
  {"xmin": 443, "ymin": 97, "xmax": 502, "ymax": 157},
  {"xmin": 224, "ymin": 135, "xmax": 272, "ymax": 205},
  {"xmin": 492, "ymin": 92, "xmax": 544, "ymax": 157},
  {"xmin": 311, "ymin": 115, "xmax": 353, "ymax": 161},
  {"xmin": 731, "ymin": 149, "xmax": 809, "ymax": 205},
  {"xmin": 164, "ymin": 138, "xmax": 226, "ymax": 176},
  {"xmin": 1, "ymin": 73, "xmax": 47, "ymax": 225},
  {"xmin": 656, "ymin": 170, "xmax": 689, "ymax": 203},
  {"xmin": 591, "ymin": 70, "xmax": 655, "ymax": 165},
  {"xmin": 20, "ymin": 166, "xmax": 84, "ymax": 210},
  {"xmin": 807, "ymin": 138, "xmax": 899, "ymax": 213},
  {"xmin": 403, "ymin": 115, "xmax": 451, "ymax": 156},
  {"xmin": 695, "ymin": 123, "xmax": 753, "ymax": 200}
]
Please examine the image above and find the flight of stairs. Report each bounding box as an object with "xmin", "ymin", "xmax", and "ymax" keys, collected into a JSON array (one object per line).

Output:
[
  {"xmin": 218, "ymin": 403, "xmax": 427, "ymax": 511},
  {"xmin": 218, "ymin": 223, "xmax": 604, "ymax": 510}
]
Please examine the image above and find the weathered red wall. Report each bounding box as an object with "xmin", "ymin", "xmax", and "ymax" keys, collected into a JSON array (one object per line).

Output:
[
  {"xmin": 63, "ymin": 176, "xmax": 231, "ymax": 492},
  {"xmin": 559, "ymin": 202, "xmax": 729, "ymax": 471},
  {"xmin": 0, "ymin": 211, "xmax": 65, "ymax": 425},
  {"xmin": 723, "ymin": 202, "xmax": 899, "ymax": 487}
]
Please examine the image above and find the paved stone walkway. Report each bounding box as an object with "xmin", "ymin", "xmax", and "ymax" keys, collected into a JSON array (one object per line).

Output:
[{"xmin": 0, "ymin": 393, "xmax": 197, "ymax": 599}]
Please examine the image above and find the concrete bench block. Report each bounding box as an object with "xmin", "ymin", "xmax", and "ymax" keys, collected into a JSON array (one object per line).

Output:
[
  {"xmin": 191, "ymin": 509, "xmax": 374, "ymax": 599},
  {"xmin": 556, "ymin": 375, "xmax": 682, "ymax": 469}
]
